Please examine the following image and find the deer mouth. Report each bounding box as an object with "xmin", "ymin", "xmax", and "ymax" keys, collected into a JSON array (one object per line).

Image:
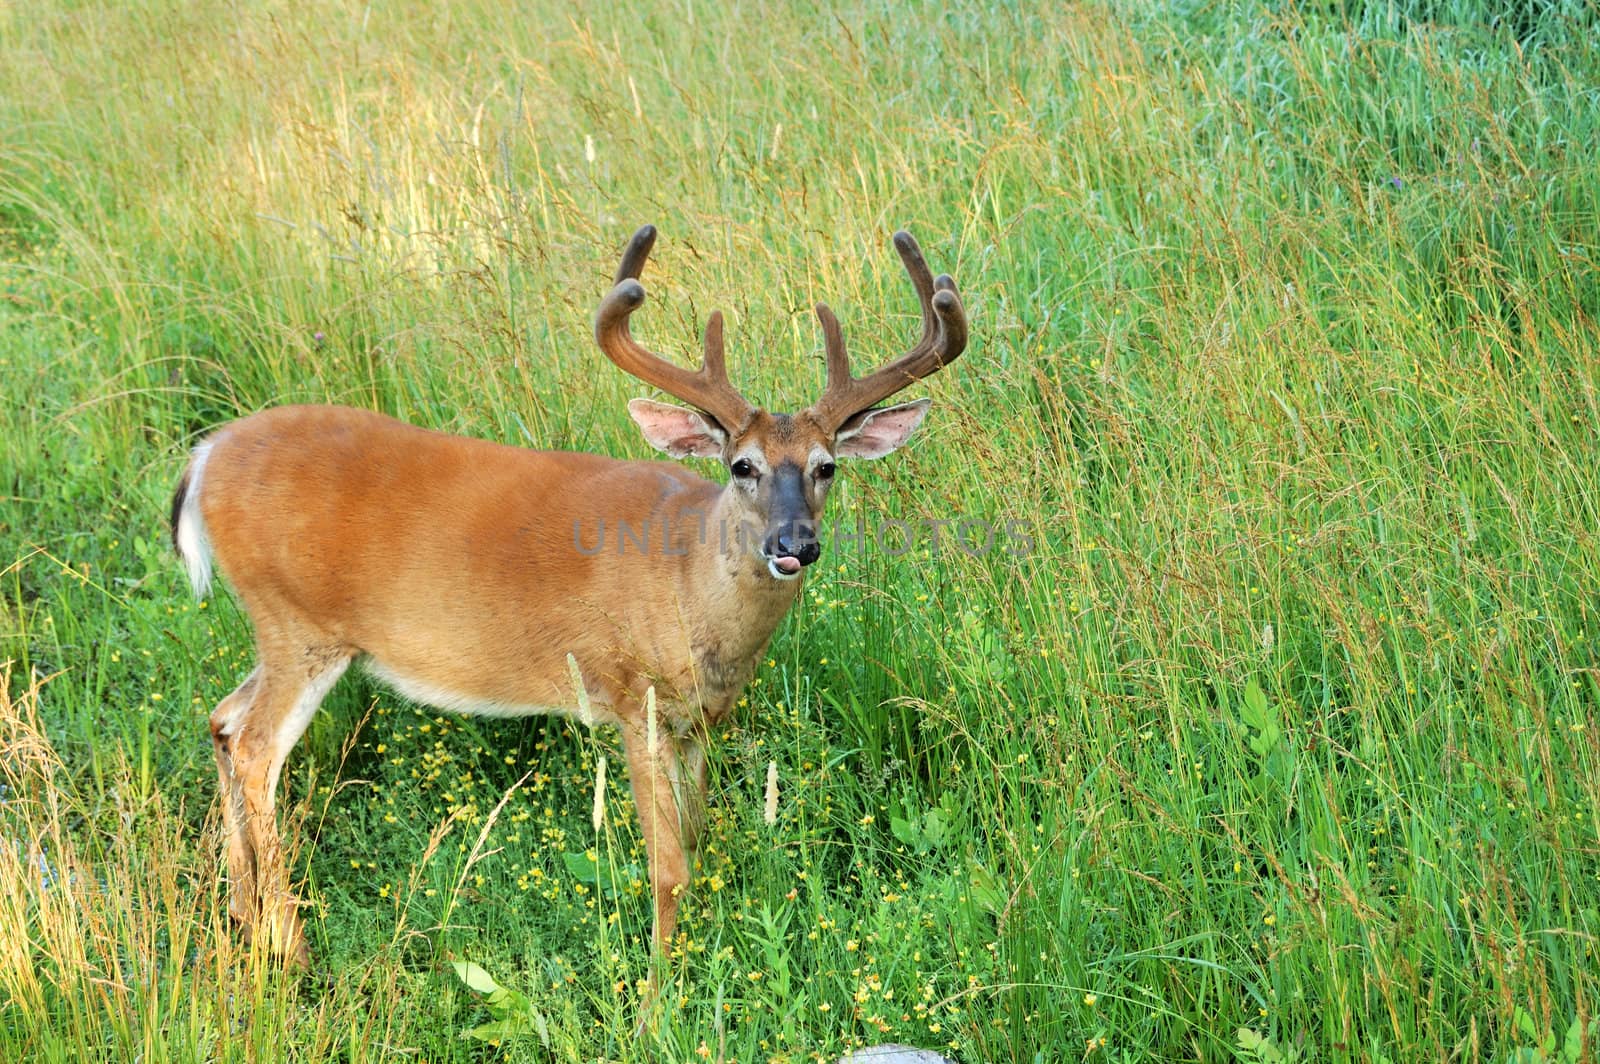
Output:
[{"xmin": 766, "ymin": 555, "xmax": 804, "ymax": 580}]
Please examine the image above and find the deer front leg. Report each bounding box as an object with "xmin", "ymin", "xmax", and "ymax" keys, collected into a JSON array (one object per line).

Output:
[
  {"xmin": 621, "ymin": 719, "xmax": 701, "ymax": 956},
  {"xmin": 621, "ymin": 717, "xmax": 708, "ymax": 1034},
  {"xmin": 675, "ymin": 732, "xmax": 708, "ymax": 857}
]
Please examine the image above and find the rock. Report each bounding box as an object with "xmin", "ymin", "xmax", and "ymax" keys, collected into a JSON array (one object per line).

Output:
[{"xmin": 837, "ymin": 1046, "xmax": 956, "ymax": 1064}]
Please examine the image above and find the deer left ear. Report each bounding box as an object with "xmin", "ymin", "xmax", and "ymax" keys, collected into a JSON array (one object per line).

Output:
[
  {"xmin": 833, "ymin": 398, "xmax": 932, "ymax": 459},
  {"xmin": 628, "ymin": 398, "xmax": 727, "ymax": 458}
]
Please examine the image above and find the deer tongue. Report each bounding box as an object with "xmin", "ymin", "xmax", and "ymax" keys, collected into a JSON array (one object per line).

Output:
[{"xmin": 773, "ymin": 556, "xmax": 802, "ymax": 574}]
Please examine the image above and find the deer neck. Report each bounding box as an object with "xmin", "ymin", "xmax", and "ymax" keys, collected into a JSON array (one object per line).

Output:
[{"xmin": 671, "ymin": 485, "xmax": 804, "ymax": 717}]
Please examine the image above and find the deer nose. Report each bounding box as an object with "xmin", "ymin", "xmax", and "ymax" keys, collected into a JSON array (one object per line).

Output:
[{"xmin": 767, "ymin": 523, "xmax": 821, "ymax": 566}]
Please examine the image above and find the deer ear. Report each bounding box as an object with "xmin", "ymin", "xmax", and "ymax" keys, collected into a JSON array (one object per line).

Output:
[
  {"xmin": 833, "ymin": 398, "xmax": 931, "ymax": 459},
  {"xmin": 628, "ymin": 398, "xmax": 727, "ymax": 458}
]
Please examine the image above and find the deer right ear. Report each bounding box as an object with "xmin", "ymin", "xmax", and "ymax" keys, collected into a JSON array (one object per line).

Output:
[{"xmin": 627, "ymin": 398, "xmax": 727, "ymax": 458}]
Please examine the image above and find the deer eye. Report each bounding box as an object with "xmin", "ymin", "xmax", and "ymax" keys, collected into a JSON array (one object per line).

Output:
[
  {"xmin": 730, "ymin": 458, "xmax": 757, "ymax": 479},
  {"xmin": 815, "ymin": 462, "xmax": 836, "ymax": 480}
]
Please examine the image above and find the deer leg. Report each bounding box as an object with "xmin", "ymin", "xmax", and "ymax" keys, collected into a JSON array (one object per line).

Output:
[
  {"xmin": 211, "ymin": 667, "xmax": 263, "ymax": 927},
  {"xmin": 675, "ymin": 732, "xmax": 709, "ymax": 858},
  {"xmin": 620, "ymin": 719, "xmax": 703, "ymax": 958},
  {"xmin": 215, "ymin": 650, "xmax": 350, "ymax": 964},
  {"xmin": 621, "ymin": 717, "xmax": 708, "ymax": 1033}
]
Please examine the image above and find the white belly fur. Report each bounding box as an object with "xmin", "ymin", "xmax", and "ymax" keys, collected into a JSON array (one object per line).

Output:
[{"xmin": 363, "ymin": 657, "xmax": 615, "ymax": 725}]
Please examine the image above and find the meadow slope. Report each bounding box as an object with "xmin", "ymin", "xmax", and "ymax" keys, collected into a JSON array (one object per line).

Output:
[{"xmin": 3, "ymin": 1, "xmax": 1599, "ymax": 1060}]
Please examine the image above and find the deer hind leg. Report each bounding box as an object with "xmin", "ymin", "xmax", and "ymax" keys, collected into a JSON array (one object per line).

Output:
[
  {"xmin": 211, "ymin": 667, "xmax": 262, "ymax": 928},
  {"xmin": 211, "ymin": 647, "xmax": 350, "ymax": 964}
]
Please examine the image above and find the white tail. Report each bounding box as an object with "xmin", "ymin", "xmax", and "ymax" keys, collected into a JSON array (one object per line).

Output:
[
  {"xmin": 174, "ymin": 225, "xmax": 967, "ymax": 983},
  {"xmin": 171, "ymin": 439, "xmax": 214, "ymax": 598}
]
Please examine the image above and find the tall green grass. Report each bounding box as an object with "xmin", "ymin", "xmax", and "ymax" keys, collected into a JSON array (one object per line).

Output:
[{"xmin": 3, "ymin": 0, "xmax": 1599, "ymax": 1059}]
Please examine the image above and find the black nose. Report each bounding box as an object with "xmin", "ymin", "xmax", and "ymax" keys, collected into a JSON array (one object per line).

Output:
[{"xmin": 768, "ymin": 523, "xmax": 821, "ymax": 566}]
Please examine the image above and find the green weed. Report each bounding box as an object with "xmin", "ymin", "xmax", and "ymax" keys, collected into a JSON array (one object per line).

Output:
[{"xmin": 3, "ymin": 0, "xmax": 1599, "ymax": 1059}]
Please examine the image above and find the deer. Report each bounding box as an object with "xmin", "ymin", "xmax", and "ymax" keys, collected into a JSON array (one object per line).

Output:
[{"xmin": 170, "ymin": 224, "xmax": 967, "ymax": 980}]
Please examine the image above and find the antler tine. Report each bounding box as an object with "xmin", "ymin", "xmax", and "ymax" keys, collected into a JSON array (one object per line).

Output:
[
  {"xmin": 594, "ymin": 226, "xmax": 756, "ymax": 433},
  {"xmin": 893, "ymin": 230, "xmax": 940, "ymax": 356},
  {"xmin": 807, "ymin": 231, "xmax": 968, "ymax": 433},
  {"xmin": 614, "ymin": 223, "xmax": 657, "ymax": 285},
  {"xmin": 814, "ymin": 302, "xmax": 850, "ymax": 388},
  {"xmin": 702, "ymin": 309, "xmax": 729, "ymax": 380}
]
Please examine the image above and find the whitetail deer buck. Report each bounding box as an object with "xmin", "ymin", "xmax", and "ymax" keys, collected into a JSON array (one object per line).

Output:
[{"xmin": 172, "ymin": 225, "xmax": 966, "ymax": 973}]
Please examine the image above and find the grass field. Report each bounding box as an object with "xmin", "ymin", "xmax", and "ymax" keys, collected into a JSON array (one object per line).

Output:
[{"xmin": 4, "ymin": 0, "xmax": 1600, "ymax": 1060}]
